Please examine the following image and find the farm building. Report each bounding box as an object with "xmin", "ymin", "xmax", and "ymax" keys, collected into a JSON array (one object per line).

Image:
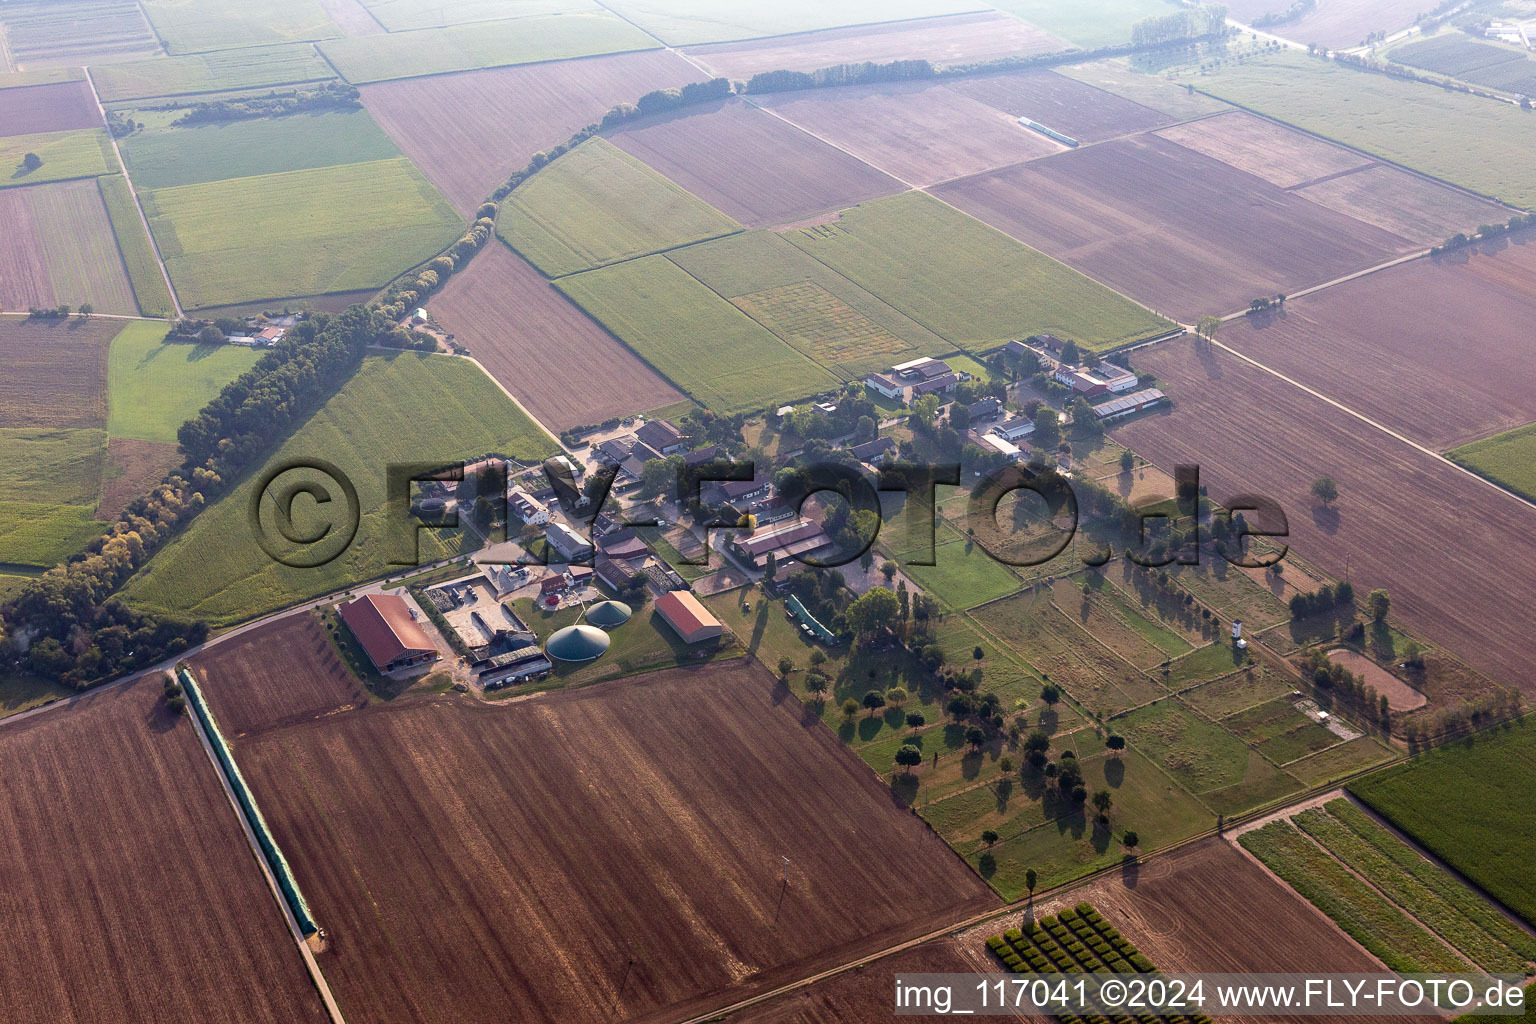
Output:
[
  {"xmin": 730, "ymin": 519, "xmax": 829, "ymax": 568},
  {"xmin": 337, "ymin": 594, "xmax": 440, "ymax": 673},
  {"xmin": 967, "ymin": 397, "xmax": 1003, "ymax": 422},
  {"xmin": 546, "ymin": 522, "xmax": 594, "ymax": 562},
  {"xmin": 596, "ymin": 528, "xmax": 649, "ymax": 561},
  {"xmin": 507, "ymin": 487, "xmax": 549, "ymax": 526},
  {"xmin": 848, "ymin": 436, "xmax": 897, "ymax": 465},
  {"xmin": 705, "ymin": 472, "xmax": 771, "ymax": 508},
  {"xmin": 585, "ymin": 600, "xmax": 632, "ymax": 627},
  {"xmin": 635, "ymin": 418, "xmax": 686, "ymax": 454},
  {"xmin": 980, "ymin": 433, "xmax": 1024, "ymax": 460},
  {"xmin": 993, "ymin": 416, "xmax": 1035, "ymax": 441},
  {"xmin": 654, "ymin": 591, "xmax": 723, "ymax": 644},
  {"xmin": 593, "ymin": 435, "xmax": 637, "ymax": 465},
  {"xmin": 545, "ymin": 623, "xmax": 610, "ymax": 662},
  {"xmin": 594, "ymin": 555, "xmax": 643, "ymax": 592},
  {"xmin": 862, "ymin": 356, "xmax": 965, "ymax": 404},
  {"xmin": 1055, "ymin": 360, "xmax": 1139, "ymax": 397},
  {"xmin": 864, "ymin": 372, "xmax": 904, "ymax": 400},
  {"xmin": 1093, "ymin": 388, "xmax": 1167, "ymax": 422}
]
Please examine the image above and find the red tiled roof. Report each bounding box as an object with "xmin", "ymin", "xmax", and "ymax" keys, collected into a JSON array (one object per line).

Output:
[
  {"xmin": 337, "ymin": 594, "xmax": 435, "ymax": 669},
  {"xmin": 654, "ymin": 591, "xmax": 721, "ymax": 642}
]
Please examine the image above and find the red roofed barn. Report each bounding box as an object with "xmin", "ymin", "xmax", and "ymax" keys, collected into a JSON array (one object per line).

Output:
[
  {"xmin": 653, "ymin": 591, "xmax": 723, "ymax": 644},
  {"xmin": 337, "ymin": 593, "xmax": 439, "ymax": 672}
]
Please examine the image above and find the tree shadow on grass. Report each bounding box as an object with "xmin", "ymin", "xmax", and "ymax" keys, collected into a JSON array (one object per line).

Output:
[{"xmin": 890, "ymin": 772, "xmax": 920, "ymax": 808}]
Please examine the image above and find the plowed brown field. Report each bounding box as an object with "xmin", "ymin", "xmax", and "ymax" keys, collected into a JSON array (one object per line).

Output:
[
  {"xmin": 97, "ymin": 436, "xmax": 179, "ymax": 518},
  {"xmin": 1218, "ymin": 236, "xmax": 1536, "ymax": 450},
  {"xmin": 0, "ymin": 678, "xmax": 329, "ymax": 1024},
  {"xmin": 430, "ymin": 242, "xmax": 683, "ymax": 429},
  {"xmin": 192, "ymin": 612, "xmax": 368, "ymax": 739},
  {"xmin": 611, "ymin": 99, "xmax": 903, "ymax": 227},
  {"xmin": 685, "ymin": 12, "xmax": 1066, "ymax": 80},
  {"xmin": 359, "ymin": 49, "xmax": 707, "ymax": 216},
  {"xmin": 948, "ymin": 69, "xmax": 1174, "ymax": 144},
  {"xmin": 931, "ymin": 133, "xmax": 1414, "ymax": 322},
  {"xmin": 0, "ymin": 317, "xmax": 116, "ymax": 428},
  {"xmin": 0, "ymin": 80, "xmax": 101, "ymax": 137},
  {"xmin": 1112, "ymin": 336, "xmax": 1536, "ymax": 695},
  {"xmin": 755, "ymin": 78, "xmax": 1062, "ymax": 187},
  {"xmin": 0, "ymin": 191, "xmax": 53, "ymax": 313},
  {"xmin": 234, "ymin": 659, "xmax": 996, "ymax": 1024}
]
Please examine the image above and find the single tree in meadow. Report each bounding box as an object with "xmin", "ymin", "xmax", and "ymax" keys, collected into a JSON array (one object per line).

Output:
[
  {"xmin": 841, "ymin": 698, "xmax": 860, "ymax": 723},
  {"xmin": 1040, "ymin": 683, "xmax": 1060, "ymax": 707},
  {"xmin": 1311, "ymin": 475, "xmax": 1339, "ymax": 506},
  {"xmin": 777, "ymin": 656, "xmax": 794, "ymax": 680},
  {"xmin": 965, "ymin": 724, "xmax": 986, "ymax": 751},
  {"xmin": 21, "ymin": 152, "xmax": 41, "ymax": 172},
  {"xmin": 1092, "ymin": 790, "xmax": 1113, "ymax": 821},
  {"xmin": 1123, "ymin": 831, "xmax": 1140, "ymax": 852},
  {"xmin": 895, "ymin": 744, "xmax": 922, "ymax": 777},
  {"xmin": 1368, "ymin": 588, "xmax": 1391, "ymax": 622},
  {"xmin": 886, "ymin": 686, "xmax": 907, "ymax": 707},
  {"xmin": 906, "ymin": 710, "xmax": 925, "ymax": 733},
  {"xmin": 1025, "ymin": 868, "xmax": 1038, "ymax": 901},
  {"xmin": 862, "ymin": 690, "xmax": 886, "ymax": 717},
  {"xmin": 982, "ymin": 829, "xmax": 999, "ymax": 847}
]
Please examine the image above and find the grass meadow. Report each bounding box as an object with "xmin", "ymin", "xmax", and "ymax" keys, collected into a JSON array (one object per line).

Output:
[
  {"xmin": 600, "ymin": 0, "xmax": 978, "ymax": 45},
  {"xmin": 106, "ymin": 322, "xmax": 260, "ymax": 444},
  {"xmin": 1197, "ymin": 51, "xmax": 1536, "ymax": 208},
  {"xmin": 139, "ymin": 0, "xmax": 340, "ymax": 54},
  {"xmin": 1450, "ymin": 423, "xmax": 1536, "ymax": 504},
  {"xmin": 97, "ymin": 175, "xmax": 176, "ymax": 317},
  {"xmin": 93, "ymin": 43, "xmax": 335, "ymax": 101},
  {"xmin": 555, "ymin": 254, "xmax": 839, "ymax": 413},
  {"xmin": 0, "ymin": 129, "xmax": 116, "ymax": 190},
  {"xmin": 785, "ymin": 192, "xmax": 1171, "ymax": 354},
  {"xmin": 121, "ymin": 109, "xmax": 401, "ymax": 190},
  {"xmin": 142, "ymin": 157, "xmax": 462, "ymax": 308},
  {"xmin": 0, "ymin": 501, "xmax": 106, "ymax": 571},
  {"xmin": 988, "ymin": 0, "xmax": 1175, "ymax": 48},
  {"xmin": 499, "ymin": 138, "xmax": 739, "ymax": 277},
  {"xmin": 317, "ymin": 12, "xmax": 657, "ymax": 83},
  {"xmin": 120, "ymin": 352, "xmax": 557, "ymax": 626}
]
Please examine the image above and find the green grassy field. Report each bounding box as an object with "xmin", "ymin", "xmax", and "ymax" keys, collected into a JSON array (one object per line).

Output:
[
  {"xmin": 317, "ymin": 12, "xmax": 657, "ymax": 83},
  {"xmin": 989, "ymin": 0, "xmax": 1177, "ymax": 48},
  {"xmin": 668, "ymin": 229, "xmax": 952, "ymax": 379},
  {"xmin": 1285, "ymin": 735, "xmax": 1398, "ymax": 787},
  {"xmin": 0, "ymin": 427, "xmax": 107, "ymax": 507},
  {"xmin": 1115, "ymin": 698, "xmax": 1255, "ymax": 794},
  {"xmin": 785, "ymin": 193, "xmax": 1171, "ymax": 354},
  {"xmin": 142, "ymin": 157, "xmax": 463, "ymax": 308},
  {"xmin": 499, "ymin": 138, "xmax": 739, "ymax": 277},
  {"xmin": 140, "ymin": 0, "xmax": 340, "ymax": 54},
  {"xmin": 0, "ymin": 501, "xmax": 107, "ymax": 571},
  {"xmin": 896, "ymin": 531, "xmax": 1023, "ymax": 612},
  {"xmin": 121, "ymin": 110, "xmax": 401, "ymax": 190},
  {"xmin": 0, "ymin": 129, "xmax": 117, "ymax": 190},
  {"xmin": 93, "ymin": 43, "xmax": 335, "ymax": 101},
  {"xmin": 0, "ymin": 68, "xmax": 85, "ymax": 90},
  {"xmin": 1350, "ymin": 720, "xmax": 1536, "ymax": 928},
  {"xmin": 1449, "ymin": 423, "xmax": 1536, "ymax": 504},
  {"xmin": 1240, "ymin": 820, "xmax": 1472, "ymax": 974},
  {"xmin": 1196, "ymin": 51, "xmax": 1536, "ymax": 208},
  {"xmin": 97, "ymin": 175, "xmax": 176, "ymax": 318},
  {"xmin": 599, "ymin": 0, "xmax": 978, "ymax": 45},
  {"xmin": 1294, "ymin": 804, "xmax": 1532, "ymax": 975},
  {"xmin": 360, "ymin": 0, "xmax": 594, "ymax": 31},
  {"xmin": 120, "ymin": 352, "xmax": 557, "ymax": 626},
  {"xmin": 106, "ymin": 322, "xmax": 260, "ymax": 444},
  {"xmin": 555, "ymin": 254, "xmax": 839, "ymax": 414}
]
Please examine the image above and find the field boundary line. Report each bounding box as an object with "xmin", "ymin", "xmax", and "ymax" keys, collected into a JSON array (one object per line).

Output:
[
  {"xmin": 83, "ymin": 66, "xmax": 183, "ymax": 318},
  {"xmin": 181, "ymin": 670, "xmax": 350, "ymax": 1024},
  {"xmin": 1204, "ymin": 335, "xmax": 1536, "ymax": 518}
]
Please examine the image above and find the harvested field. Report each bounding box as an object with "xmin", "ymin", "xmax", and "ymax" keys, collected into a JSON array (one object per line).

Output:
[
  {"xmin": 931, "ymin": 133, "xmax": 1415, "ymax": 322},
  {"xmin": 1155, "ymin": 110, "xmax": 1369, "ymax": 188},
  {"xmin": 1069, "ymin": 838, "xmax": 1418, "ymax": 1024},
  {"xmin": 0, "ymin": 318, "xmax": 116, "ymax": 429},
  {"xmin": 988, "ymin": 0, "xmax": 1179, "ymax": 48},
  {"xmin": 1059, "ymin": 59, "xmax": 1231, "ymax": 120},
  {"xmin": 0, "ymin": 0, "xmax": 159, "ymax": 67},
  {"xmin": 1217, "ymin": 238, "xmax": 1536, "ymax": 449},
  {"xmin": 1111, "ymin": 337, "xmax": 1536, "ymax": 696},
  {"xmin": 430, "ymin": 242, "xmax": 683, "ymax": 431},
  {"xmin": 611, "ymin": 99, "xmax": 903, "ymax": 228},
  {"xmin": 685, "ymin": 12, "xmax": 1066, "ymax": 80},
  {"xmin": 754, "ymin": 79, "xmax": 1062, "ymax": 187},
  {"xmin": 97, "ymin": 437, "xmax": 180, "ymax": 519},
  {"xmin": 0, "ymin": 179, "xmax": 138, "ymax": 316},
  {"xmin": 0, "ymin": 678, "xmax": 329, "ymax": 1024},
  {"xmin": 0, "ymin": 192, "xmax": 52, "ymax": 312},
  {"xmin": 359, "ymin": 49, "xmax": 705, "ymax": 217},
  {"xmin": 1328, "ymin": 648, "xmax": 1425, "ymax": 711},
  {"xmin": 948, "ymin": 69, "xmax": 1173, "ymax": 145},
  {"xmin": 0, "ymin": 80, "xmax": 100, "ymax": 138},
  {"xmin": 1226, "ymin": 0, "xmax": 1439, "ymax": 48},
  {"xmin": 193, "ymin": 613, "xmax": 368, "ymax": 739},
  {"xmin": 357, "ymin": 0, "xmax": 584, "ymax": 32},
  {"xmin": 605, "ymin": 0, "xmax": 982, "ymax": 46},
  {"xmin": 1295, "ymin": 163, "xmax": 1511, "ymax": 244},
  {"xmin": 236, "ymin": 660, "xmax": 997, "ymax": 1024},
  {"xmin": 727, "ymin": 939, "xmax": 1007, "ymax": 1024}
]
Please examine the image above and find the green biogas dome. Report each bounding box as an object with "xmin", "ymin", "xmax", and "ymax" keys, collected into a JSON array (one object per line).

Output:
[
  {"xmin": 545, "ymin": 623, "xmax": 610, "ymax": 662},
  {"xmin": 585, "ymin": 600, "xmax": 632, "ymax": 628}
]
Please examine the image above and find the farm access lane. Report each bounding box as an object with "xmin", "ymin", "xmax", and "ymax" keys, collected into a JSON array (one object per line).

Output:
[{"xmin": 82, "ymin": 66, "xmax": 183, "ymax": 319}]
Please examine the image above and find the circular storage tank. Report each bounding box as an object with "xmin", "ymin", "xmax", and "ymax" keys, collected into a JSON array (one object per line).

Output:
[
  {"xmin": 585, "ymin": 600, "xmax": 632, "ymax": 628},
  {"xmin": 545, "ymin": 623, "xmax": 610, "ymax": 662}
]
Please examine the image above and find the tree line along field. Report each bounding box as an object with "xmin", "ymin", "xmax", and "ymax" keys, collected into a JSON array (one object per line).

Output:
[
  {"xmin": 358, "ymin": 48, "xmax": 706, "ymax": 217},
  {"xmin": 121, "ymin": 351, "xmax": 558, "ymax": 627},
  {"xmin": 206, "ymin": 656, "xmax": 997, "ymax": 1024},
  {"xmin": 429, "ymin": 242, "xmax": 684, "ymax": 432},
  {"xmin": 141, "ymin": 156, "xmax": 462, "ymax": 308},
  {"xmin": 317, "ymin": 11, "xmax": 660, "ymax": 84},
  {"xmin": 786, "ymin": 191, "xmax": 1172, "ymax": 354},
  {"xmin": 0, "ymin": 677, "xmax": 331, "ymax": 1024},
  {"xmin": 1215, "ymin": 237, "xmax": 1536, "ymax": 451},
  {"xmin": 92, "ymin": 43, "xmax": 337, "ymax": 102},
  {"xmin": 1350, "ymin": 721, "xmax": 1536, "ymax": 929},
  {"xmin": 608, "ymin": 99, "xmax": 904, "ymax": 229},
  {"xmin": 499, "ymin": 137, "xmax": 741, "ymax": 277},
  {"xmin": 556, "ymin": 255, "xmax": 840, "ymax": 415},
  {"xmin": 1450, "ymin": 423, "xmax": 1536, "ymax": 505},
  {"xmin": 1112, "ymin": 337, "xmax": 1536, "ymax": 697},
  {"xmin": 1195, "ymin": 50, "xmax": 1536, "ymax": 209}
]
